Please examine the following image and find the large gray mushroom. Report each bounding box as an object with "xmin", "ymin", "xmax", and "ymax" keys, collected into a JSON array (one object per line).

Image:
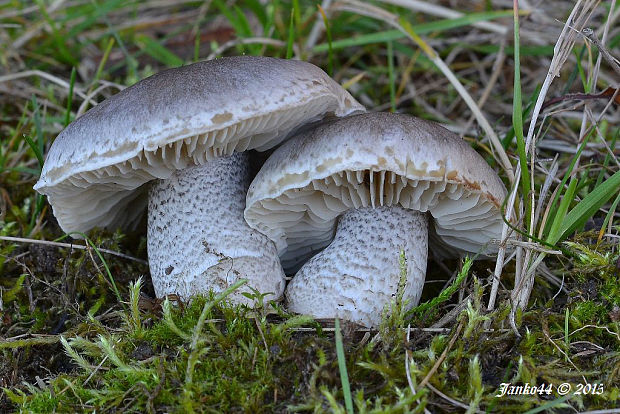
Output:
[
  {"xmin": 244, "ymin": 112, "xmax": 506, "ymax": 326},
  {"xmin": 34, "ymin": 56, "xmax": 364, "ymax": 304}
]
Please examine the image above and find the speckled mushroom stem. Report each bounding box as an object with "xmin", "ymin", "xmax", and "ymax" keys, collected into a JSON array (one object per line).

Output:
[
  {"xmin": 147, "ymin": 152, "xmax": 286, "ymax": 304},
  {"xmin": 285, "ymin": 206, "xmax": 428, "ymax": 327}
]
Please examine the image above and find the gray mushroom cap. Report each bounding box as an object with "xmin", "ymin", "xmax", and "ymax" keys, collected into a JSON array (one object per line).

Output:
[
  {"xmin": 34, "ymin": 56, "xmax": 363, "ymax": 234},
  {"xmin": 244, "ymin": 112, "xmax": 507, "ymax": 271}
]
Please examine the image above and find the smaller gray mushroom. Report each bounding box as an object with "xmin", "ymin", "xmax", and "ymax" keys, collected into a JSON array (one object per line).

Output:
[
  {"xmin": 244, "ymin": 112, "xmax": 506, "ymax": 327},
  {"xmin": 34, "ymin": 56, "xmax": 364, "ymax": 304}
]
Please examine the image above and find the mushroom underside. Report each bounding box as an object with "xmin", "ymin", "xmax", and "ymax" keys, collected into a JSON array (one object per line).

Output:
[
  {"xmin": 247, "ymin": 170, "xmax": 502, "ymax": 274},
  {"xmin": 147, "ymin": 152, "xmax": 285, "ymax": 304},
  {"xmin": 285, "ymin": 205, "xmax": 428, "ymax": 327}
]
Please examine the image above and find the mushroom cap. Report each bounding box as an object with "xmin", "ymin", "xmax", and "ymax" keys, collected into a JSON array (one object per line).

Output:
[
  {"xmin": 34, "ymin": 56, "xmax": 364, "ymax": 234},
  {"xmin": 244, "ymin": 112, "xmax": 507, "ymax": 271}
]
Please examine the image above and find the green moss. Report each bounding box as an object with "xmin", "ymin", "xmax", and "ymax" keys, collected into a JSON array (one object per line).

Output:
[{"xmin": 571, "ymin": 300, "xmax": 605, "ymax": 323}]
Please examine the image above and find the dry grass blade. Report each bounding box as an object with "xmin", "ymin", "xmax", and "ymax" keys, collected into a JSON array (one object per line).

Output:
[
  {"xmin": 426, "ymin": 383, "xmax": 485, "ymax": 414},
  {"xmin": 0, "ymin": 70, "xmax": 95, "ymax": 104},
  {"xmin": 582, "ymin": 28, "xmax": 620, "ymax": 77},
  {"xmin": 404, "ymin": 324, "xmax": 432, "ymax": 414},
  {"xmin": 76, "ymin": 82, "xmax": 125, "ymax": 117},
  {"xmin": 419, "ymin": 320, "xmax": 463, "ymax": 388},
  {"xmin": 377, "ymin": 0, "xmax": 509, "ymax": 35},
  {"xmin": 489, "ymin": 0, "xmax": 602, "ymax": 316},
  {"xmin": 463, "ymin": 38, "xmax": 508, "ymax": 133}
]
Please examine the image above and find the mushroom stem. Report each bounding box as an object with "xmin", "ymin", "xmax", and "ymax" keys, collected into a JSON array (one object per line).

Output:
[
  {"xmin": 147, "ymin": 152, "xmax": 285, "ymax": 304},
  {"xmin": 285, "ymin": 205, "xmax": 428, "ymax": 327}
]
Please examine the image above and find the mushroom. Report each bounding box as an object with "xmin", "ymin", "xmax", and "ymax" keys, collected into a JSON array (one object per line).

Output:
[
  {"xmin": 34, "ymin": 56, "xmax": 364, "ymax": 304},
  {"xmin": 244, "ymin": 112, "xmax": 506, "ymax": 326}
]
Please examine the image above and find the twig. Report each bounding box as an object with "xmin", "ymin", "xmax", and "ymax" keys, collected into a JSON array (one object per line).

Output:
[
  {"xmin": 83, "ymin": 355, "xmax": 110, "ymax": 386},
  {"xmin": 430, "ymin": 297, "xmax": 471, "ymax": 329},
  {"xmin": 0, "ymin": 334, "xmax": 60, "ymax": 348},
  {"xmin": 569, "ymin": 325, "xmax": 620, "ymax": 342},
  {"xmin": 426, "ymin": 382, "xmax": 485, "ymax": 414},
  {"xmin": 541, "ymin": 318, "xmax": 587, "ymax": 384},
  {"xmin": 419, "ymin": 320, "xmax": 463, "ymax": 388},
  {"xmin": 405, "ymin": 324, "xmax": 432, "ymax": 414},
  {"xmin": 581, "ymin": 27, "xmax": 620, "ymax": 77},
  {"xmin": 0, "ymin": 236, "xmax": 147, "ymax": 264}
]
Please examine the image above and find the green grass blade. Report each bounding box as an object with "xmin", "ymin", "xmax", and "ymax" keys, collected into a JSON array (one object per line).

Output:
[
  {"xmin": 543, "ymin": 132, "xmax": 592, "ymax": 238},
  {"xmin": 286, "ymin": 8, "xmax": 295, "ymax": 59},
  {"xmin": 66, "ymin": 0, "xmax": 125, "ymax": 38},
  {"xmin": 512, "ymin": 3, "xmax": 531, "ymax": 231},
  {"xmin": 212, "ymin": 0, "xmax": 260, "ymax": 55},
  {"xmin": 244, "ymin": 0, "xmax": 268, "ymax": 33},
  {"xmin": 64, "ymin": 67, "xmax": 77, "ymax": 127},
  {"xmin": 265, "ymin": 0, "xmax": 279, "ymax": 38},
  {"xmin": 599, "ymin": 191, "xmax": 620, "ymax": 240},
  {"xmin": 312, "ymin": 10, "xmax": 516, "ymax": 53},
  {"xmin": 233, "ymin": 5, "xmax": 261, "ymax": 54},
  {"xmin": 93, "ymin": 37, "xmax": 115, "ymax": 88},
  {"xmin": 334, "ymin": 318, "xmax": 353, "ymax": 414},
  {"xmin": 194, "ymin": 30, "xmax": 201, "ymax": 62},
  {"xmin": 314, "ymin": 30, "xmax": 403, "ymax": 52},
  {"xmin": 522, "ymin": 395, "xmax": 571, "ymax": 413},
  {"xmin": 135, "ymin": 34, "xmax": 183, "ymax": 67},
  {"xmin": 469, "ymin": 44, "xmax": 555, "ymax": 56},
  {"xmin": 3, "ymin": 167, "xmax": 42, "ymax": 176},
  {"xmin": 34, "ymin": 0, "xmax": 77, "ymax": 65},
  {"xmin": 24, "ymin": 96, "xmax": 44, "ymax": 170},
  {"xmin": 594, "ymin": 125, "xmax": 616, "ymax": 188},
  {"xmin": 558, "ymin": 170, "xmax": 620, "ymax": 241},
  {"xmin": 292, "ymin": 0, "xmax": 301, "ymax": 29},
  {"xmin": 564, "ymin": 308, "xmax": 569, "ymax": 351},
  {"xmin": 213, "ymin": 0, "xmax": 246, "ymax": 36},
  {"xmin": 546, "ymin": 177, "xmax": 577, "ymax": 244},
  {"xmin": 318, "ymin": 5, "xmax": 333, "ymax": 77},
  {"xmin": 574, "ymin": 48, "xmax": 589, "ymax": 91},
  {"xmin": 387, "ymin": 40, "xmax": 396, "ymax": 112},
  {"xmin": 502, "ymin": 85, "xmax": 541, "ymax": 149}
]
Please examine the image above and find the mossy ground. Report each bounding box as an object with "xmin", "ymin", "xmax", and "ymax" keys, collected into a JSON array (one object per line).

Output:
[
  {"xmin": 1, "ymin": 0, "xmax": 619, "ymax": 412},
  {"xmin": 2, "ymin": 247, "xmax": 618, "ymax": 413}
]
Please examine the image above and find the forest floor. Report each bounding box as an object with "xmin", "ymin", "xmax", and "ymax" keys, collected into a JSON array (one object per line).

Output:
[{"xmin": 0, "ymin": 0, "xmax": 619, "ymax": 412}]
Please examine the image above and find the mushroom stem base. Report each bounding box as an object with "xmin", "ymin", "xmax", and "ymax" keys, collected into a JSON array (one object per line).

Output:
[
  {"xmin": 147, "ymin": 152, "xmax": 285, "ymax": 304},
  {"xmin": 285, "ymin": 206, "xmax": 428, "ymax": 327}
]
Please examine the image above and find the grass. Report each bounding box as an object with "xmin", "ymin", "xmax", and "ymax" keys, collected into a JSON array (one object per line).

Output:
[{"xmin": 1, "ymin": 0, "xmax": 619, "ymax": 412}]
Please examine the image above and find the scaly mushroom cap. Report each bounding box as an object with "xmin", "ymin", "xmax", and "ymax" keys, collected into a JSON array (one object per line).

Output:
[
  {"xmin": 244, "ymin": 112, "xmax": 507, "ymax": 272},
  {"xmin": 34, "ymin": 56, "xmax": 364, "ymax": 233}
]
